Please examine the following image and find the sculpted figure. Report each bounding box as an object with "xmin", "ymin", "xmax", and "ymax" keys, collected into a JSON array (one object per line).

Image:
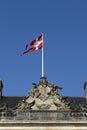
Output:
[{"xmin": 17, "ymin": 77, "xmax": 70, "ymax": 111}]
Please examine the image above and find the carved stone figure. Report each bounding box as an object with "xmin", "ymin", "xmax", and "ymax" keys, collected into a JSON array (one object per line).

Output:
[{"xmin": 17, "ymin": 77, "xmax": 70, "ymax": 111}]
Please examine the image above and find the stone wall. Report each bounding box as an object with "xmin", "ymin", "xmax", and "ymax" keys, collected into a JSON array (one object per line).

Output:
[
  {"xmin": 0, "ymin": 111, "xmax": 87, "ymax": 130},
  {"xmin": 0, "ymin": 110, "xmax": 87, "ymax": 121},
  {"xmin": 0, "ymin": 121, "xmax": 87, "ymax": 130}
]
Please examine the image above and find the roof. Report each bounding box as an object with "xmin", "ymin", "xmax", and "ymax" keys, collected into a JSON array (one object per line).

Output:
[
  {"xmin": 64, "ymin": 96, "xmax": 87, "ymax": 111},
  {"xmin": 0, "ymin": 96, "xmax": 25, "ymax": 109},
  {"xmin": 0, "ymin": 96, "xmax": 87, "ymax": 111}
]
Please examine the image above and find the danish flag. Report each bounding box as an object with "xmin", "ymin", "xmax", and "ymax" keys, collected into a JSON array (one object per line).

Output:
[{"xmin": 22, "ymin": 34, "xmax": 43, "ymax": 55}]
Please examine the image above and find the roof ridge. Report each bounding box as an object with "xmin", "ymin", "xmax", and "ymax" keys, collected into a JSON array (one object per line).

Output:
[
  {"xmin": 63, "ymin": 96, "xmax": 85, "ymax": 98},
  {"xmin": 2, "ymin": 96, "xmax": 25, "ymax": 98}
]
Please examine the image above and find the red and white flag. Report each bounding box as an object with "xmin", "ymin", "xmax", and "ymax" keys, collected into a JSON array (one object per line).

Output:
[{"xmin": 22, "ymin": 34, "xmax": 43, "ymax": 55}]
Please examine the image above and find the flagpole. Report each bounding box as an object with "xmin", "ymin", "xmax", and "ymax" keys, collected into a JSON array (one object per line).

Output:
[{"xmin": 42, "ymin": 33, "xmax": 44, "ymax": 77}]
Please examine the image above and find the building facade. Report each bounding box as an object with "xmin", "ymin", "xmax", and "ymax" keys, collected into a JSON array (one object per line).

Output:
[{"xmin": 0, "ymin": 77, "xmax": 87, "ymax": 130}]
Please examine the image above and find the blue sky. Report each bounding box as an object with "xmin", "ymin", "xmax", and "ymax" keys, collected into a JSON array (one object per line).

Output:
[{"xmin": 0, "ymin": 0, "xmax": 87, "ymax": 97}]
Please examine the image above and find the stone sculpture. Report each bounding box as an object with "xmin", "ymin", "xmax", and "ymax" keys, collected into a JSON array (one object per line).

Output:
[{"xmin": 17, "ymin": 77, "xmax": 70, "ymax": 110}]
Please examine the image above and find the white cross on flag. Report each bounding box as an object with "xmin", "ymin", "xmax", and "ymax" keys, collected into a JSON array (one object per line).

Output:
[{"xmin": 22, "ymin": 34, "xmax": 43, "ymax": 55}]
